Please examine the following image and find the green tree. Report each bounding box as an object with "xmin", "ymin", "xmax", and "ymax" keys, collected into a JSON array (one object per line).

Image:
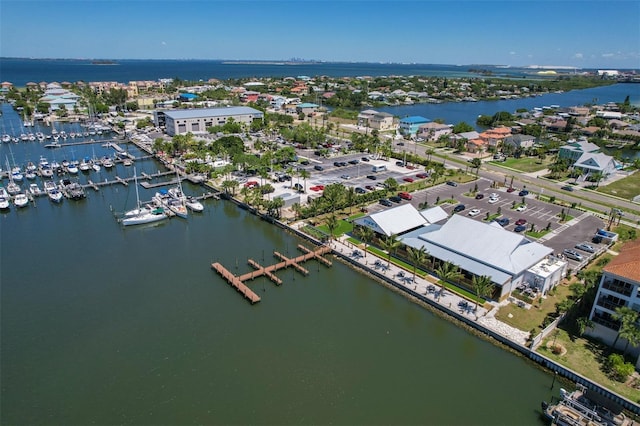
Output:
[
  {"xmin": 435, "ymin": 261, "xmax": 461, "ymax": 302},
  {"xmin": 472, "ymin": 275, "xmax": 493, "ymax": 319},
  {"xmin": 611, "ymin": 306, "xmax": 639, "ymax": 350},
  {"xmin": 381, "ymin": 234, "xmax": 400, "ymax": 268},
  {"xmin": 470, "ymin": 158, "xmax": 482, "ymax": 175},
  {"xmin": 354, "ymin": 226, "xmax": 374, "ymax": 258},
  {"xmin": 384, "ymin": 177, "xmax": 399, "ymax": 192},
  {"xmin": 407, "ymin": 246, "xmax": 428, "ymax": 282},
  {"xmin": 325, "ymin": 214, "xmax": 339, "ymax": 241}
]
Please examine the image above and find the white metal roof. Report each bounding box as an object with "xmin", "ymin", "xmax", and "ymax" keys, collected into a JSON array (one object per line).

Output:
[
  {"xmin": 163, "ymin": 106, "xmax": 263, "ymax": 120},
  {"xmin": 354, "ymin": 204, "xmax": 426, "ymax": 237},
  {"xmin": 419, "ymin": 206, "xmax": 449, "ymax": 224}
]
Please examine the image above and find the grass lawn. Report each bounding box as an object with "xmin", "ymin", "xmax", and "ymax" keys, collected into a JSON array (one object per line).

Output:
[
  {"xmin": 596, "ymin": 170, "xmax": 640, "ymax": 201},
  {"xmin": 490, "ymin": 156, "xmax": 552, "ymax": 173},
  {"xmin": 495, "ymin": 284, "xmax": 572, "ymax": 332},
  {"xmin": 526, "ymin": 229, "xmax": 551, "ymax": 239},
  {"xmin": 538, "ymin": 329, "xmax": 640, "ymax": 403},
  {"xmin": 317, "ymin": 219, "xmax": 353, "ymax": 237}
]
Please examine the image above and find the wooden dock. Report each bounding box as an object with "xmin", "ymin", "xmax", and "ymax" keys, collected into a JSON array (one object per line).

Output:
[{"xmin": 211, "ymin": 245, "xmax": 332, "ymax": 304}]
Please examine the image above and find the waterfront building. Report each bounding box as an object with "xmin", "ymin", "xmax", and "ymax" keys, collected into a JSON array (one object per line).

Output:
[
  {"xmin": 503, "ymin": 134, "xmax": 536, "ymax": 150},
  {"xmin": 354, "ymin": 205, "xmax": 558, "ymax": 300},
  {"xmin": 586, "ymin": 239, "xmax": 640, "ymax": 367},
  {"xmin": 559, "ymin": 138, "xmax": 601, "ymax": 163},
  {"xmin": 417, "ymin": 122, "xmax": 452, "ymax": 142},
  {"xmin": 296, "ymin": 103, "xmax": 319, "ymax": 116},
  {"xmin": 398, "ymin": 116, "xmax": 430, "ymax": 137},
  {"xmin": 357, "ymin": 110, "xmax": 396, "ymax": 131},
  {"xmin": 157, "ymin": 106, "xmax": 263, "ymax": 136}
]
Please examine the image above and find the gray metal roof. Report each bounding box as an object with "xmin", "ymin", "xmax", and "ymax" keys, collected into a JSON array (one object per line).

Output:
[
  {"xmin": 163, "ymin": 107, "xmax": 263, "ymax": 120},
  {"xmin": 416, "ymin": 214, "xmax": 552, "ymax": 276},
  {"xmin": 419, "ymin": 206, "xmax": 449, "ymax": 224}
]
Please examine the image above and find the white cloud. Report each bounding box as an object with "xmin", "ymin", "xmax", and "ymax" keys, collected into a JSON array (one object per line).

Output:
[
  {"xmin": 161, "ymin": 41, "xmax": 167, "ymax": 46},
  {"xmin": 601, "ymin": 53, "xmax": 614, "ymax": 58},
  {"xmin": 509, "ymin": 51, "xmax": 516, "ymax": 56},
  {"xmin": 573, "ymin": 53, "xmax": 583, "ymax": 59}
]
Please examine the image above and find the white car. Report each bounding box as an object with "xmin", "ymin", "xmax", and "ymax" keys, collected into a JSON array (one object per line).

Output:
[
  {"xmin": 489, "ymin": 193, "xmax": 499, "ymax": 198},
  {"xmin": 488, "ymin": 197, "xmax": 499, "ymax": 204},
  {"xmin": 468, "ymin": 208, "xmax": 481, "ymax": 217},
  {"xmin": 516, "ymin": 204, "xmax": 527, "ymax": 212}
]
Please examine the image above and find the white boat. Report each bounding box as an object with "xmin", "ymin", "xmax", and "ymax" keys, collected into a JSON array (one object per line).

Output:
[
  {"xmin": 0, "ymin": 187, "xmax": 10, "ymax": 209},
  {"xmin": 91, "ymin": 161, "xmax": 101, "ymax": 173},
  {"xmin": 6, "ymin": 181, "xmax": 21, "ymax": 195},
  {"xmin": 13, "ymin": 192, "xmax": 29, "ymax": 208},
  {"xmin": 25, "ymin": 170, "xmax": 37, "ymax": 180},
  {"xmin": 67, "ymin": 162, "xmax": 79, "ymax": 174},
  {"xmin": 79, "ymin": 158, "xmax": 91, "ymax": 172},
  {"xmin": 186, "ymin": 196, "xmax": 204, "ymax": 212},
  {"xmin": 122, "ymin": 169, "xmax": 168, "ymax": 226},
  {"xmin": 102, "ymin": 157, "xmax": 114, "ymax": 169},
  {"xmin": 154, "ymin": 190, "xmax": 188, "ymax": 219},
  {"xmin": 44, "ymin": 180, "xmax": 63, "ymax": 203},
  {"xmin": 11, "ymin": 167, "xmax": 23, "ymax": 182},
  {"xmin": 29, "ymin": 183, "xmax": 42, "ymax": 196},
  {"xmin": 1, "ymin": 134, "xmax": 10, "ymax": 143}
]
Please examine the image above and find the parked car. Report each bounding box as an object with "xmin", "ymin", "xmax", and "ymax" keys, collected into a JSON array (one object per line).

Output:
[
  {"xmin": 340, "ymin": 174, "xmax": 350, "ymax": 180},
  {"xmin": 514, "ymin": 225, "xmax": 526, "ymax": 233},
  {"xmin": 361, "ymin": 156, "xmax": 370, "ymax": 162},
  {"xmin": 389, "ymin": 195, "xmax": 402, "ymax": 203},
  {"xmin": 489, "ymin": 193, "xmax": 499, "ymax": 198},
  {"xmin": 453, "ymin": 204, "xmax": 466, "ymax": 213},
  {"xmin": 518, "ymin": 190, "xmax": 529, "ymax": 196},
  {"xmin": 365, "ymin": 185, "xmax": 375, "ymax": 191},
  {"xmin": 592, "ymin": 235, "xmax": 603, "ymax": 244},
  {"xmin": 339, "ymin": 161, "xmax": 348, "ymax": 166},
  {"xmin": 244, "ymin": 181, "xmax": 259, "ymax": 189},
  {"xmin": 397, "ymin": 142, "xmax": 405, "ymax": 146},
  {"xmin": 446, "ymin": 181, "xmax": 458, "ymax": 187},
  {"xmin": 396, "ymin": 161, "xmax": 406, "ymax": 167},
  {"xmin": 496, "ymin": 218, "xmax": 510, "ymax": 227},
  {"xmin": 516, "ymin": 204, "xmax": 527, "ymax": 212},
  {"xmin": 398, "ymin": 191, "xmax": 412, "ymax": 200},
  {"xmin": 506, "ymin": 187, "xmax": 516, "ymax": 193},
  {"xmin": 403, "ymin": 177, "xmax": 414, "ymax": 183},
  {"xmin": 300, "ymin": 160, "xmax": 310, "ymax": 165},
  {"xmin": 293, "ymin": 183, "xmax": 304, "ymax": 191},
  {"xmin": 355, "ymin": 187, "xmax": 366, "ymax": 194},
  {"xmin": 468, "ymin": 208, "xmax": 481, "ymax": 217},
  {"xmin": 379, "ymin": 198, "xmax": 393, "ymax": 207},
  {"xmin": 334, "ymin": 161, "xmax": 342, "ymax": 167},
  {"xmin": 561, "ymin": 185, "xmax": 574, "ymax": 192},
  {"xmin": 416, "ymin": 173, "xmax": 429, "ymax": 179},
  {"xmin": 475, "ymin": 193, "xmax": 484, "ymax": 200},
  {"xmin": 349, "ymin": 159, "xmax": 360, "ymax": 165},
  {"xmin": 563, "ymin": 248, "xmax": 583, "ymax": 261},
  {"xmin": 575, "ymin": 243, "xmax": 595, "ymax": 253},
  {"xmin": 366, "ymin": 175, "xmax": 377, "ymax": 180},
  {"xmin": 314, "ymin": 165, "xmax": 324, "ymax": 171},
  {"xmin": 488, "ymin": 197, "xmax": 499, "ymax": 204}
]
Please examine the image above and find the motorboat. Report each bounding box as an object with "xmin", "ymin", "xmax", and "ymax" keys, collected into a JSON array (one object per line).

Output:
[
  {"xmin": 11, "ymin": 167, "xmax": 23, "ymax": 182},
  {"xmin": 6, "ymin": 181, "xmax": 21, "ymax": 195},
  {"xmin": 67, "ymin": 161, "xmax": 79, "ymax": 175},
  {"xmin": 29, "ymin": 183, "xmax": 42, "ymax": 196},
  {"xmin": 186, "ymin": 196, "xmax": 204, "ymax": 212},
  {"xmin": 44, "ymin": 180, "xmax": 63, "ymax": 203},
  {"xmin": 79, "ymin": 158, "xmax": 92, "ymax": 172},
  {"xmin": 59, "ymin": 178, "xmax": 85, "ymax": 200},
  {"xmin": 154, "ymin": 189, "xmax": 188, "ymax": 219},
  {"xmin": 0, "ymin": 187, "xmax": 10, "ymax": 209},
  {"xmin": 102, "ymin": 157, "xmax": 114, "ymax": 169},
  {"xmin": 13, "ymin": 192, "xmax": 29, "ymax": 208}
]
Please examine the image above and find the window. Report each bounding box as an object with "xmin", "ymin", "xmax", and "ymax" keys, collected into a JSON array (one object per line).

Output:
[{"xmin": 603, "ymin": 278, "xmax": 634, "ymax": 297}]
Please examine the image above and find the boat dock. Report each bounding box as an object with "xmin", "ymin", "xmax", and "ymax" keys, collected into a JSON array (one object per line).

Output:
[{"xmin": 211, "ymin": 244, "xmax": 332, "ymax": 304}]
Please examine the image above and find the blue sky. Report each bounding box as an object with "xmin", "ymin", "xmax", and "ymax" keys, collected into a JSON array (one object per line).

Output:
[{"xmin": 1, "ymin": 0, "xmax": 639, "ymax": 68}]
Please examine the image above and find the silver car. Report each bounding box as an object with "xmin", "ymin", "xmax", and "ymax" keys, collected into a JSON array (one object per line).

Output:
[
  {"xmin": 563, "ymin": 249, "xmax": 583, "ymax": 261},
  {"xmin": 575, "ymin": 243, "xmax": 595, "ymax": 253}
]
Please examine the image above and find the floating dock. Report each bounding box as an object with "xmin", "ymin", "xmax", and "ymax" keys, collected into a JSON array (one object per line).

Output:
[{"xmin": 211, "ymin": 245, "xmax": 332, "ymax": 304}]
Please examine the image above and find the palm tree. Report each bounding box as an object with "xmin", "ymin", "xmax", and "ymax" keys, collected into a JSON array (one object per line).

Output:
[
  {"xmin": 472, "ymin": 275, "xmax": 493, "ymax": 319},
  {"xmin": 407, "ymin": 246, "xmax": 428, "ymax": 282},
  {"xmin": 470, "ymin": 158, "xmax": 482, "ymax": 176},
  {"xmin": 325, "ymin": 214, "xmax": 339, "ymax": 242},
  {"xmin": 354, "ymin": 226, "xmax": 374, "ymax": 258},
  {"xmin": 612, "ymin": 306, "xmax": 639, "ymax": 350},
  {"xmin": 299, "ymin": 169, "xmax": 310, "ymax": 192},
  {"xmin": 381, "ymin": 234, "xmax": 400, "ymax": 268},
  {"xmin": 435, "ymin": 261, "xmax": 461, "ymax": 301}
]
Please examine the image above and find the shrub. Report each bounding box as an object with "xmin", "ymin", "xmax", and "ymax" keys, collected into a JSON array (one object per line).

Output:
[{"xmin": 607, "ymin": 353, "xmax": 635, "ymax": 382}]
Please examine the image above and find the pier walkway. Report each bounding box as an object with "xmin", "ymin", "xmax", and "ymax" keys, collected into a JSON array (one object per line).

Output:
[{"xmin": 211, "ymin": 245, "xmax": 332, "ymax": 304}]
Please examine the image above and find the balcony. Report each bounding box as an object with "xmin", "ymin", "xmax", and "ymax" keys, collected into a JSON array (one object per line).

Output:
[{"xmin": 602, "ymin": 280, "xmax": 633, "ymax": 297}]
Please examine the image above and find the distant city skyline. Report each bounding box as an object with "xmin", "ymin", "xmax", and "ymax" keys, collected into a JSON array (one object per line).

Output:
[{"xmin": 1, "ymin": 0, "xmax": 639, "ymax": 69}]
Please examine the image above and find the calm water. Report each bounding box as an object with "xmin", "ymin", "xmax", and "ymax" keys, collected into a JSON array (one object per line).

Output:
[
  {"xmin": 0, "ymin": 103, "xmax": 563, "ymax": 425},
  {"xmin": 0, "ymin": 58, "xmax": 562, "ymax": 86}
]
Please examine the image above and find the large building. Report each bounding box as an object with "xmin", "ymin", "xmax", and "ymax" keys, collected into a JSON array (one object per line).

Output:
[
  {"xmin": 398, "ymin": 116, "xmax": 430, "ymax": 137},
  {"xmin": 587, "ymin": 239, "xmax": 640, "ymax": 366},
  {"xmin": 158, "ymin": 107, "xmax": 264, "ymax": 136},
  {"xmin": 354, "ymin": 205, "xmax": 564, "ymax": 300}
]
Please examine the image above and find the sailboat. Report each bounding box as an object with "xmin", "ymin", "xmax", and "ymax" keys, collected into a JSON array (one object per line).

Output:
[{"xmin": 121, "ymin": 168, "xmax": 168, "ymax": 226}]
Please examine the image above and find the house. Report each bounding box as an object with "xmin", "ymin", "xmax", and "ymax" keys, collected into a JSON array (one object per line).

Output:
[
  {"xmin": 357, "ymin": 110, "xmax": 396, "ymax": 131},
  {"xmin": 573, "ymin": 152, "xmax": 618, "ymax": 177},
  {"xmin": 296, "ymin": 103, "xmax": 319, "ymax": 116},
  {"xmin": 503, "ymin": 134, "xmax": 536, "ymax": 150},
  {"xmin": 587, "ymin": 239, "xmax": 640, "ymax": 367},
  {"xmin": 239, "ymin": 91, "xmax": 260, "ymax": 103},
  {"xmin": 399, "ymin": 116, "xmax": 430, "ymax": 137},
  {"xmin": 558, "ymin": 138, "xmax": 601, "ymax": 163},
  {"xmin": 477, "ymin": 127, "xmax": 511, "ymax": 150},
  {"xmin": 159, "ymin": 106, "xmax": 263, "ymax": 136},
  {"xmin": 417, "ymin": 122, "xmax": 452, "ymax": 142},
  {"xmin": 178, "ymin": 93, "xmax": 198, "ymax": 102}
]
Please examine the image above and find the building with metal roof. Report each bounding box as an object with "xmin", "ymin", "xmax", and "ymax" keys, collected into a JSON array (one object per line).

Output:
[
  {"xmin": 354, "ymin": 204, "xmax": 556, "ymax": 300},
  {"xmin": 160, "ymin": 107, "xmax": 263, "ymax": 136}
]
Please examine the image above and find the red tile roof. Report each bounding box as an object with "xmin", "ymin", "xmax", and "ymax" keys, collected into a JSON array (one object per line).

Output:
[{"xmin": 604, "ymin": 239, "xmax": 640, "ymax": 283}]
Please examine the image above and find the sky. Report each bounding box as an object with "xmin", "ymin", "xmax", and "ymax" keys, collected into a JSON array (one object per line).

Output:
[{"xmin": 1, "ymin": 0, "xmax": 639, "ymax": 69}]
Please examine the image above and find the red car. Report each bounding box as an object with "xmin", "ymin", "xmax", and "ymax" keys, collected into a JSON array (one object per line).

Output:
[
  {"xmin": 365, "ymin": 185, "xmax": 375, "ymax": 191},
  {"xmin": 515, "ymin": 218, "xmax": 527, "ymax": 226},
  {"xmin": 244, "ymin": 181, "xmax": 259, "ymax": 189},
  {"xmin": 403, "ymin": 177, "xmax": 414, "ymax": 183},
  {"xmin": 416, "ymin": 173, "xmax": 429, "ymax": 179},
  {"xmin": 398, "ymin": 191, "xmax": 412, "ymax": 200},
  {"xmin": 506, "ymin": 187, "xmax": 516, "ymax": 193}
]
